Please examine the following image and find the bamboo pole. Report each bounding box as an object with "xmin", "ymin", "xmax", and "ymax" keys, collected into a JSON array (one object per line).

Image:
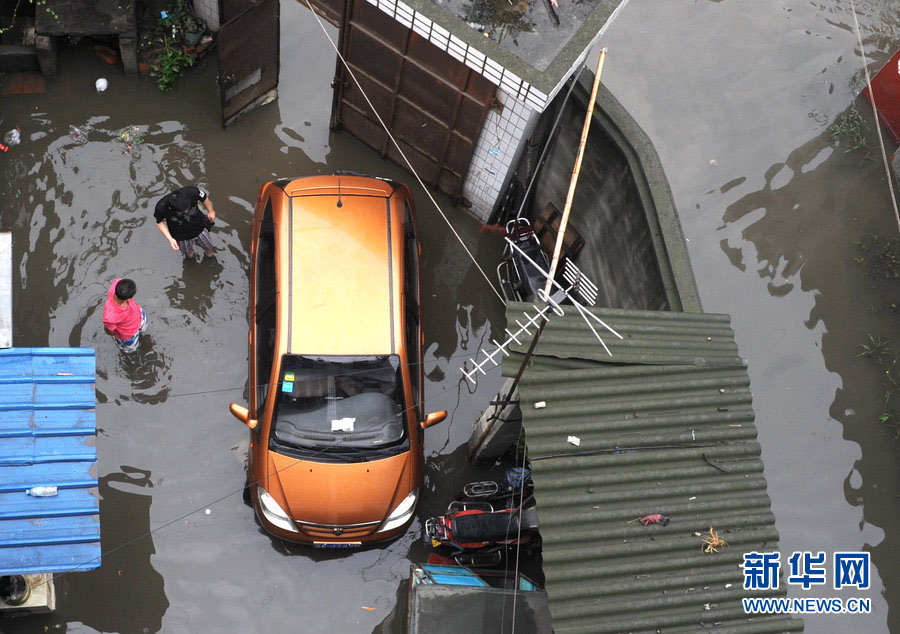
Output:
[
  {"xmin": 543, "ymin": 48, "xmax": 607, "ymax": 296},
  {"xmin": 486, "ymin": 50, "xmax": 611, "ymax": 434}
]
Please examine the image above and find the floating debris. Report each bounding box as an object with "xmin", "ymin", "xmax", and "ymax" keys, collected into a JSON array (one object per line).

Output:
[
  {"xmin": 701, "ymin": 526, "xmax": 728, "ymax": 554},
  {"xmin": 119, "ymin": 125, "xmax": 145, "ymax": 157},
  {"xmin": 4, "ymin": 128, "xmax": 21, "ymax": 146}
]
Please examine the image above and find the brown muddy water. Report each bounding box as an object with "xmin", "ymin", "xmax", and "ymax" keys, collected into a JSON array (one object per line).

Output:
[
  {"xmin": 0, "ymin": 1, "xmax": 898, "ymax": 633},
  {"xmin": 0, "ymin": 5, "xmax": 507, "ymax": 632}
]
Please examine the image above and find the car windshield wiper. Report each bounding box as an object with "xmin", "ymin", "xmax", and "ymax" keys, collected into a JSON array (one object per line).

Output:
[{"xmin": 306, "ymin": 442, "xmax": 373, "ymax": 462}]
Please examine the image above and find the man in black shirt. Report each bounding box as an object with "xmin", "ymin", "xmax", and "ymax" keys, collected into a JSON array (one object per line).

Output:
[{"xmin": 153, "ymin": 186, "xmax": 217, "ymax": 259}]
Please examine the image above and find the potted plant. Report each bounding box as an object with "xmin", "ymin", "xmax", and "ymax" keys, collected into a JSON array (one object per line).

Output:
[{"xmin": 182, "ymin": 14, "xmax": 205, "ymax": 46}]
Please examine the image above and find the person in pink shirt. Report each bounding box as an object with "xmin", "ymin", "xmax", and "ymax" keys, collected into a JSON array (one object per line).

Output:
[{"xmin": 102, "ymin": 278, "xmax": 146, "ymax": 353}]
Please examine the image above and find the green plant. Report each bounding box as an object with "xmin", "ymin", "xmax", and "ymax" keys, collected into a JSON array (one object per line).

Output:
[
  {"xmin": 156, "ymin": 0, "xmax": 204, "ymax": 41},
  {"xmin": 807, "ymin": 108, "xmax": 828, "ymax": 125},
  {"xmin": 849, "ymin": 69, "xmax": 868, "ymax": 97},
  {"xmin": 184, "ymin": 15, "xmax": 202, "ymax": 33},
  {"xmin": 858, "ymin": 334, "xmax": 892, "ymax": 360},
  {"xmin": 859, "ymin": 336, "xmax": 900, "ymax": 439},
  {"xmin": 153, "ymin": 37, "xmax": 194, "ymax": 91},
  {"xmin": 879, "ymin": 412, "xmax": 899, "ymax": 439},
  {"xmin": 0, "ymin": 0, "xmax": 58, "ymax": 34},
  {"xmin": 829, "ymin": 103, "xmax": 870, "ymax": 155}
]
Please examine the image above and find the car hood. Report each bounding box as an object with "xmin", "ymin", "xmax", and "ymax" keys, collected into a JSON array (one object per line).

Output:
[{"xmin": 266, "ymin": 450, "xmax": 412, "ymax": 526}]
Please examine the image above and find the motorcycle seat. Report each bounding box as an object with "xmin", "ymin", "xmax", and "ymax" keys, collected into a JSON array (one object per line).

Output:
[{"xmin": 451, "ymin": 511, "xmax": 519, "ymax": 542}]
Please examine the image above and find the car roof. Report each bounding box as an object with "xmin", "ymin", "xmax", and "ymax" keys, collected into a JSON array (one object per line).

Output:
[{"xmin": 275, "ymin": 176, "xmax": 402, "ymax": 356}]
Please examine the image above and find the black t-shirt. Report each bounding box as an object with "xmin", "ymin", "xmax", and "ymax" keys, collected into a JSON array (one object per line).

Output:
[{"xmin": 153, "ymin": 186, "xmax": 210, "ymax": 241}]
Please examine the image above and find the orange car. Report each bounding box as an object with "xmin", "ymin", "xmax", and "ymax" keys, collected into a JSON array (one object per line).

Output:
[{"xmin": 230, "ymin": 174, "xmax": 446, "ymax": 546}]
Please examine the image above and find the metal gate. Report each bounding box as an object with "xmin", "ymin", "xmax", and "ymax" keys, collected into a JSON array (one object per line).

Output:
[
  {"xmin": 303, "ymin": 0, "xmax": 343, "ymax": 27},
  {"xmin": 217, "ymin": 0, "xmax": 280, "ymax": 127},
  {"xmin": 332, "ymin": 0, "xmax": 495, "ymax": 199}
]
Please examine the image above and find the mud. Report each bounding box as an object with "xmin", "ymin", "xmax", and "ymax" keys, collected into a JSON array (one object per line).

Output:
[{"xmin": 0, "ymin": 0, "xmax": 898, "ymax": 632}]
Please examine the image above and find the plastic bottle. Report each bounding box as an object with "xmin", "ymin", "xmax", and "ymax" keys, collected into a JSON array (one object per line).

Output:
[{"xmin": 26, "ymin": 486, "xmax": 58, "ymax": 497}]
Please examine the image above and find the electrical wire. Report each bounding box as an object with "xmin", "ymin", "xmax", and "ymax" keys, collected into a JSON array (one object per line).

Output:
[
  {"xmin": 92, "ymin": 342, "xmax": 505, "ymax": 405},
  {"xmin": 22, "ymin": 367, "xmax": 485, "ymax": 595},
  {"xmin": 303, "ymin": 0, "xmax": 506, "ymax": 303},
  {"xmin": 515, "ymin": 66, "xmax": 587, "ymax": 219}
]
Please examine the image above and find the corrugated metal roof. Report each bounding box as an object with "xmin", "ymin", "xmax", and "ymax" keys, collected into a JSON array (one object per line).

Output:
[
  {"xmin": 0, "ymin": 348, "xmax": 100, "ymax": 575},
  {"xmin": 502, "ymin": 303, "xmax": 802, "ymax": 633}
]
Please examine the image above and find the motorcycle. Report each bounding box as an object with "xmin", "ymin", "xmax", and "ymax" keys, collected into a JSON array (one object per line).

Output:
[{"xmin": 424, "ymin": 468, "xmax": 540, "ymax": 567}]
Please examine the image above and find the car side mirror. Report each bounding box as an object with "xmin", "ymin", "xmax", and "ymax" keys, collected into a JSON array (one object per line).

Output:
[
  {"xmin": 230, "ymin": 403, "xmax": 258, "ymax": 430},
  {"xmin": 420, "ymin": 410, "xmax": 447, "ymax": 429}
]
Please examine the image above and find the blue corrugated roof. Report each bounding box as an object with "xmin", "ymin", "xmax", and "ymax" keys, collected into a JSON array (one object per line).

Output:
[{"xmin": 0, "ymin": 348, "xmax": 100, "ymax": 575}]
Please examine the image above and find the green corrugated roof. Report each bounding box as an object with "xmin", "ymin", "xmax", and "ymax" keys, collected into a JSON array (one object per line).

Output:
[{"xmin": 502, "ymin": 302, "xmax": 802, "ymax": 633}]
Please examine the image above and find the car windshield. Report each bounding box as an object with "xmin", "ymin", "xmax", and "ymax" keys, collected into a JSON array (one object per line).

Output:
[{"xmin": 271, "ymin": 355, "xmax": 408, "ymax": 453}]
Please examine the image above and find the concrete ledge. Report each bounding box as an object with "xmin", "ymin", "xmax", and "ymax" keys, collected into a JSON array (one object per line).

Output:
[
  {"xmin": 0, "ymin": 45, "xmax": 39, "ymax": 73},
  {"xmin": 34, "ymin": 35, "xmax": 57, "ymax": 77}
]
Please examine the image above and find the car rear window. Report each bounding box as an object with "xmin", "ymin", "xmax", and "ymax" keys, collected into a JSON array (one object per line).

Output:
[{"xmin": 270, "ymin": 355, "xmax": 408, "ymax": 454}]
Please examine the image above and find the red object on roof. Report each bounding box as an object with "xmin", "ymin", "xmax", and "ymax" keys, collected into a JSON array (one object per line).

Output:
[{"xmin": 865, "ymin": 48, "xmax": 900, "ymax": 144}]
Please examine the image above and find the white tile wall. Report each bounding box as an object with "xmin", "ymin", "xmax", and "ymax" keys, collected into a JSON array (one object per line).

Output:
[
  {"xmin": 462, "ymin": 89, "xmax": 540, "ymax": 221},
  {"xmin": 192, "ymin": 0, "xmax": 220, "ymax": 31}
]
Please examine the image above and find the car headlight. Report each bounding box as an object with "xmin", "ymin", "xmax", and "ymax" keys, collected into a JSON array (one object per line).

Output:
[
  {"xmin": 377, "ymin": 488, "xmax": 418, "ymax": 533},
  {"xmin": 257, "ymin": 487, "xmax": 299, "ymax": 533}
]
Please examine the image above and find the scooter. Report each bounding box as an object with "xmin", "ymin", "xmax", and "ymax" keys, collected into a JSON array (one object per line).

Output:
[{"xmin": 424, "ymin": 469, "xmax": 540, "ymax": 567}]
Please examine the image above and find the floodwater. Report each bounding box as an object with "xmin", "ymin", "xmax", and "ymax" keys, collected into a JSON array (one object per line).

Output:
[
  {"xmin": 0, "ymin": 1, "xmax": 897, "ymax": 634},
  {"xmin": 0, "ymin": 4, "xmax": 507, "ymax": 632},
  {"xmin": 597, "ymin": 1, "xmax": 900, "ymax": 632}
]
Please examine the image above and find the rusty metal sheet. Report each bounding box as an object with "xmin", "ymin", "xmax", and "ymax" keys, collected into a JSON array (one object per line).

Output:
[
  {"xmin": 220, "ymin": 0, "xmax": 259, "ymax": 23},
  {"xmin": 218, "ymin": 0, "xmax": 280, "ymax": 127},
  {"xmin": 300, "ymin": 0, "xmax": 343, "ymax": 26},
  {"xmin": 334, "ymin": 0, "xmax": 494, "ymax": 200}
]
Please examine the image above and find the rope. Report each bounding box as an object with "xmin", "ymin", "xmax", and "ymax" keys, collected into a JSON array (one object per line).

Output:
[
  {"xmin": 849, "ymin": 0, "xmax": 900, "ymax": 234},
  {"xmin": 303, "ymin": 0, "xmax": 506, "ymax": 303}
]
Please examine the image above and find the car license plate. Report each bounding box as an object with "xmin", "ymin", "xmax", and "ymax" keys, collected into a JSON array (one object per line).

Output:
[{"xmin": 314, "ymin": 541, "xmax": 362, "ymax": 548}]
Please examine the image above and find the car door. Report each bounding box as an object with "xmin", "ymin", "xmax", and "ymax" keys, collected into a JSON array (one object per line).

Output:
[
  {"xmin": 403, "ymin": 202, "xmax": 423, "ymax": 436},
  {"xmin": 250, "ymin": 198, "xmax": 278, "ymax": 469}
]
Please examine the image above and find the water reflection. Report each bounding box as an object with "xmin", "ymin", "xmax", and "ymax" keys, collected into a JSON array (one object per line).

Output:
[
  {"xmin": 163, "ymin": 257, "xmax": 225, "ymax": 320},
  {"xmin": 117, "ymin": 334, "xmax": 172, "ymax": 404},
  {"xmin": 2, "ymin": 468, "xmax": 168, "ymax": 634},
  {"xmin": 716, "ymin": 103, "xmax": 897, "ymax": 629}
]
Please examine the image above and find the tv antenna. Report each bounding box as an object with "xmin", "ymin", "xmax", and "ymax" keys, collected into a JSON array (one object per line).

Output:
[
  {"xmin": 460, "ymin": 240, "xmax": 622, "ymax": 385},
  {"xmin": 460, "ymin": 48, "xmax": 617, "ymax": 385}
]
